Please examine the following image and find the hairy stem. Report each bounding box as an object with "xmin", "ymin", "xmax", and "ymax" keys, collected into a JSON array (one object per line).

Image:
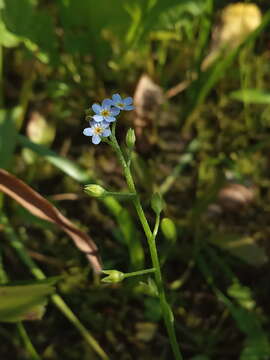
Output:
[{"xmin": 110, "ymin": 129, "xmax": 183, "ymax": 360}]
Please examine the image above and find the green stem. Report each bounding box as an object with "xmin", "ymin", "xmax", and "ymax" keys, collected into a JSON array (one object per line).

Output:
[
  {"xmin": 0, "ymin": 45, "xmax": 3, "ymax": 108},
  {"xmin": 17, "ymin": 322, "xmax": 41, "ymax": 360},
  {"xmin": 158, "ymin": 139, "xmax": 199, "ymax": 195},
  {"xmin": 17, "ymin": 61, "xmax": 36, "ymax": 130},
  {"xmin": 124, "ymin": 268, "xmax": 155, "ymax": 278},
  {"xmin": 110, "ymin": 129, "xmax": 183, "ymax": 360},
  {"xmin": 103, "ymin": 191, "xmax": 136, "ymax": 199},
  {"xmin": 0, "ymin": 214, "xmax": 109, "ymax": 360}
]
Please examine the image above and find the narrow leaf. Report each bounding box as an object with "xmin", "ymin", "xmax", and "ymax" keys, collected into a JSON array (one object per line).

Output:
[
  {"xmin": 0, "ymin": 168, "xmax": 102, "ymax": 273},
  {"xmin": 230, "ymin": 89, "xmax": 270, "ymax": 104},
  {"xmin": 0, "ymin": 282, "xmax": 55, "ymax": 322},
  {"xmin": 17, "ymin": 134, "xmax": 91, "ymax": 183}
]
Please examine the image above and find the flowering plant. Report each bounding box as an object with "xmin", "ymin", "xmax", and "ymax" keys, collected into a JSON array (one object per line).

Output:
[
  {"xmin": 83, "ymin": 94, "xmax": 134, "ymax": 145},
  {"xmin": 83, "ymin": 94, "xmax": 183, "ymax": 360}
]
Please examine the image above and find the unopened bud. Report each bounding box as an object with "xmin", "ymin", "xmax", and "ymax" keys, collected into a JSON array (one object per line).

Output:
[
  {"xmin": 84, "ymin": 184, "xmax": 107, "ymax": 198},
  {"xmin": 102, "ymin": 270, "xmax": 125, "ymax": 283},
  {"xmin": 126, "ymin": 128, "xmax": 136, "ymax": 149},
  {"xmin": 151, "ymin": 192, "xmax": 164, "ymax": 215},
  {"xmin": 161, "ymin": 218, "xmax": 177, "ymax": 243}
]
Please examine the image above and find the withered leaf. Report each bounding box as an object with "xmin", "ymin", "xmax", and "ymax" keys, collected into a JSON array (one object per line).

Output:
[{"xmin": 0, "ymin": 168, "xmax": 102, "ymax": 273}]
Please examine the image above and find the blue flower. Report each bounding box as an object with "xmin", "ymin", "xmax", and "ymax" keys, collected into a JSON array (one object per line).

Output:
[
  {"xmin": 111, "ymin": 93, "xmax": 134, "ymax": 111},
  {"xmin": 83, "ymin": 121, "xmax": 111, "ymax": 145},
  {"xmin": 92, "ymin": 99, "xmax": 120, "ymax": 123}
]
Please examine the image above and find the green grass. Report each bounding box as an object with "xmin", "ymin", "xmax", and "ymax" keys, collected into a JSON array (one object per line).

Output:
[{"xmin": 1, "ymin": 0, "xmax": 270, "ymax": 359}]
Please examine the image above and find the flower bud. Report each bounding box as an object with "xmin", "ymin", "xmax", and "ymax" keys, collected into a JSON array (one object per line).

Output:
[
  {"xmin": 151, "ymin": 192, "xmax": 164, "ymax": 215},
  {"xmin": 161, "ymin": 218, "xmax": 177, "ymax": 243},
  {"xmin": 136, "ymin": 278, "xmax": 158, "ymax": 297},
  {"xmin": 126, "ymin": 128, "xmax": 136, "ymax": 149},
  {"xmin": 102, "ymin": 270, "xmax": 125, "ymax": 283},
  {"xmin": 84, "ymin": 184, "xmax": 107, "ymax": 198}
]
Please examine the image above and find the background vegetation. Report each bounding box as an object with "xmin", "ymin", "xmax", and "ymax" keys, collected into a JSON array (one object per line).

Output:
[{"xmin": 1, "ymin": 0, "xmax": 270, "ymax": 359}]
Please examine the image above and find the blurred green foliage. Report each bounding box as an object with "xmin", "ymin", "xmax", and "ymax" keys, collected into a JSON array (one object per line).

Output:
[{"xmin": 1, "ymin": 0, "xmax": 270, "ymax": 359}]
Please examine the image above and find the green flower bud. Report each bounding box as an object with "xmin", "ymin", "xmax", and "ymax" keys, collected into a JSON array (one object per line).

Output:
[
  {"xmin": 161, "ymin": 218, "xmax": 177, "ymax": 243},
  {"xmin": 137, "ymin": 278, "xmax": 158, "ymax": 297},
  {"xmin": 102, "ymin": 270, "xmax": 125, "ymax": 283},
  {"xmin": 126, "ymin": 128, "xmax": 136, "ymax": 149},
  {"xmin": 151, "ymin": 192, "xmax": 164, "ymax": 215},
  {"xmin": 84, "ymin": 184, "xmax": 107, "ymax": 198}
]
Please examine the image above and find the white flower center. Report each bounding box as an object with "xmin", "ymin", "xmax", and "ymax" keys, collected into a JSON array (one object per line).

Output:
[
  {"xmin": 94, "ymin": 126, "xmax": 103, "ymax": 135},
  {"xmin": 101, "ymin": 109, "xmax": 110, "ymax": 117}
]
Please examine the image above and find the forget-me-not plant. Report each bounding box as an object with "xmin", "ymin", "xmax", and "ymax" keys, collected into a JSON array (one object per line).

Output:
[
  {"xmin": 111, "ymin": 93, "xmax": 134, "ymax": 111},
  {"xmin": 83, "ymin": 94, "xmax": 183, "ymax": 360},
  {"xmin": 92, "ymin": 98, "xmax": 120, "ymax": 123},
  {"xmin": 83, "ymin": 94, "xmax": 134, "ymax": 145},
  {"xmin": 83, "ymin": 121, "xmax": 111, "ymax": 145}
]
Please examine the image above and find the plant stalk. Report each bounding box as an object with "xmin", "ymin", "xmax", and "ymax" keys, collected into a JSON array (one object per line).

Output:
[
  {"xmin": 124, "ymin": 268, "xmax": 155, "ymax": 278},
  {"xmin": 110, "ymin": 129, "xmax": 183, "ymax": 360},
  {"xmin": 17, "ymin": 322, "xmax": 41, "ymax": 360}
]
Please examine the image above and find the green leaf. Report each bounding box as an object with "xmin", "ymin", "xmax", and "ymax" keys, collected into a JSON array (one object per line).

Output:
[
  {"xmin": 0, "ymin": 107, "xmax": 21, "ymax": 170},
  {"xmin": 227, "ymin": 282, "xmax": 255, "ymax": 310},
  {"xmin": 103, "ymin": 197, "xmax": 145, "ymax": 270},
  {"xmin": 57, "ymin": 0, "xmax": 128, "ymax": 64},
  {"xmin": 0, "ymin": 21, "xmax": 19, "ymax": 47},
  {"xmin": 209, "ymin": 233, "xmax": 268, "ymax": 267},
  {"xmin": 0, "ymin": 280, "xmax": 56, "ymax": 322},
  {"xmin": 125, "ymin": 0, "xmax": 204, "ymax": 46},
  {"xmin": 2, "ymin": 0, "xmax": 58, "ymax": 63},
  {"xmin": 17, "ymin": 134, "xmax": 91, "ymax": 183},
  {"xmin": 230, "ymin": 89, "xmax": 270, "ymax": 104}
]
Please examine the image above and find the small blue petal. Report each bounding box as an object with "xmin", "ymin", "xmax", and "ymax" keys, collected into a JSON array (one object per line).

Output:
[
  {"xmin": 110, "ymin": 108, "xmax": 120, "ymax": 116},
  {"xmin": 90, "ymin": 120, "xmax": 98, "ymax": 126},
  {"xmin": 102, "ymin": 98, "xmax": 113, "ymax": 108},
  {"xmin": 124, "ymin": 105, "xmax": 134, "ymax": 111},
  {"xmin": 92, "ymin": 135, "xmax": 101, "ymax": 144},
  {"xmin": 102, "ymin": 128, "xmax": 111, "ymax": 137},
  {"xmin": 93, "ymin": 115, "xmax": 104, "ymax": 122},
  {"xmin": 105, "ymin": 116, "xmax": 116, "ymax": 123},
  {"xmin": 112, "ymin": 93, "xmax": 121, "ymax": 103},
  {"xmin": 101, "ymin": 121, "xmax": 110, "ymax": 128},
  {"xmin": 123, "ymin": 97, "xmax": 133, "ymax": 105},
  {"xmin": 83, "ymin": 127, "xmax": 93, "ymax": 136},
  {"xmin": 92, "ymin": 103, "xmax": 101, "ymax": 113}
]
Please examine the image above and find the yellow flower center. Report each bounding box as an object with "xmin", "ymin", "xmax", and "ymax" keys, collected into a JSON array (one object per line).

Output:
[
  {"xmin": 94, "ymin": 126, "xmax": 103, "ymax": 135},
  {"xmin": 101, "ymin": 109, "xmax": 110, "ymax": 117},
  {"xmin": 117, "ymin": 103, "xmax": 124, "ymax": 108}
]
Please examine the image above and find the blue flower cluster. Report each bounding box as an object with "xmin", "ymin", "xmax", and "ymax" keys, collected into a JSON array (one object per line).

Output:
[{"xmin": 83, "ymin": 94, "xmax": 134, "ymax": 145}]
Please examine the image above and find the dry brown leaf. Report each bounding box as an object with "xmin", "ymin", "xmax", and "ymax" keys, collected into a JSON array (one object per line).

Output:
[
  {"xmin": 218, "ymin": 183, "xmax": 255, "ymax": 211},
  {"xmin": 201, "ymin": 3, "xmax": 262, "ymax": 70},
  {"xmin": 134, "ymin": 74, "xmax": 164, "ymax": 120},
  {"xmin": 0, "ymin": 168, "xmax": 102, "ymax": 273},
  {"xmin": 133, "ymin": 74, "xmax": 164, "ymax": 150}
]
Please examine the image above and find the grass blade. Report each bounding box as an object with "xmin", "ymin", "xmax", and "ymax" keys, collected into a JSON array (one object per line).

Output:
[
  {"xmin": 0, "ymin": 214, "xmax": 109, "ymax": 360},
  {"xmin": 17, "ymin": 134, "xmax": 91, "ymax": 184}
]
